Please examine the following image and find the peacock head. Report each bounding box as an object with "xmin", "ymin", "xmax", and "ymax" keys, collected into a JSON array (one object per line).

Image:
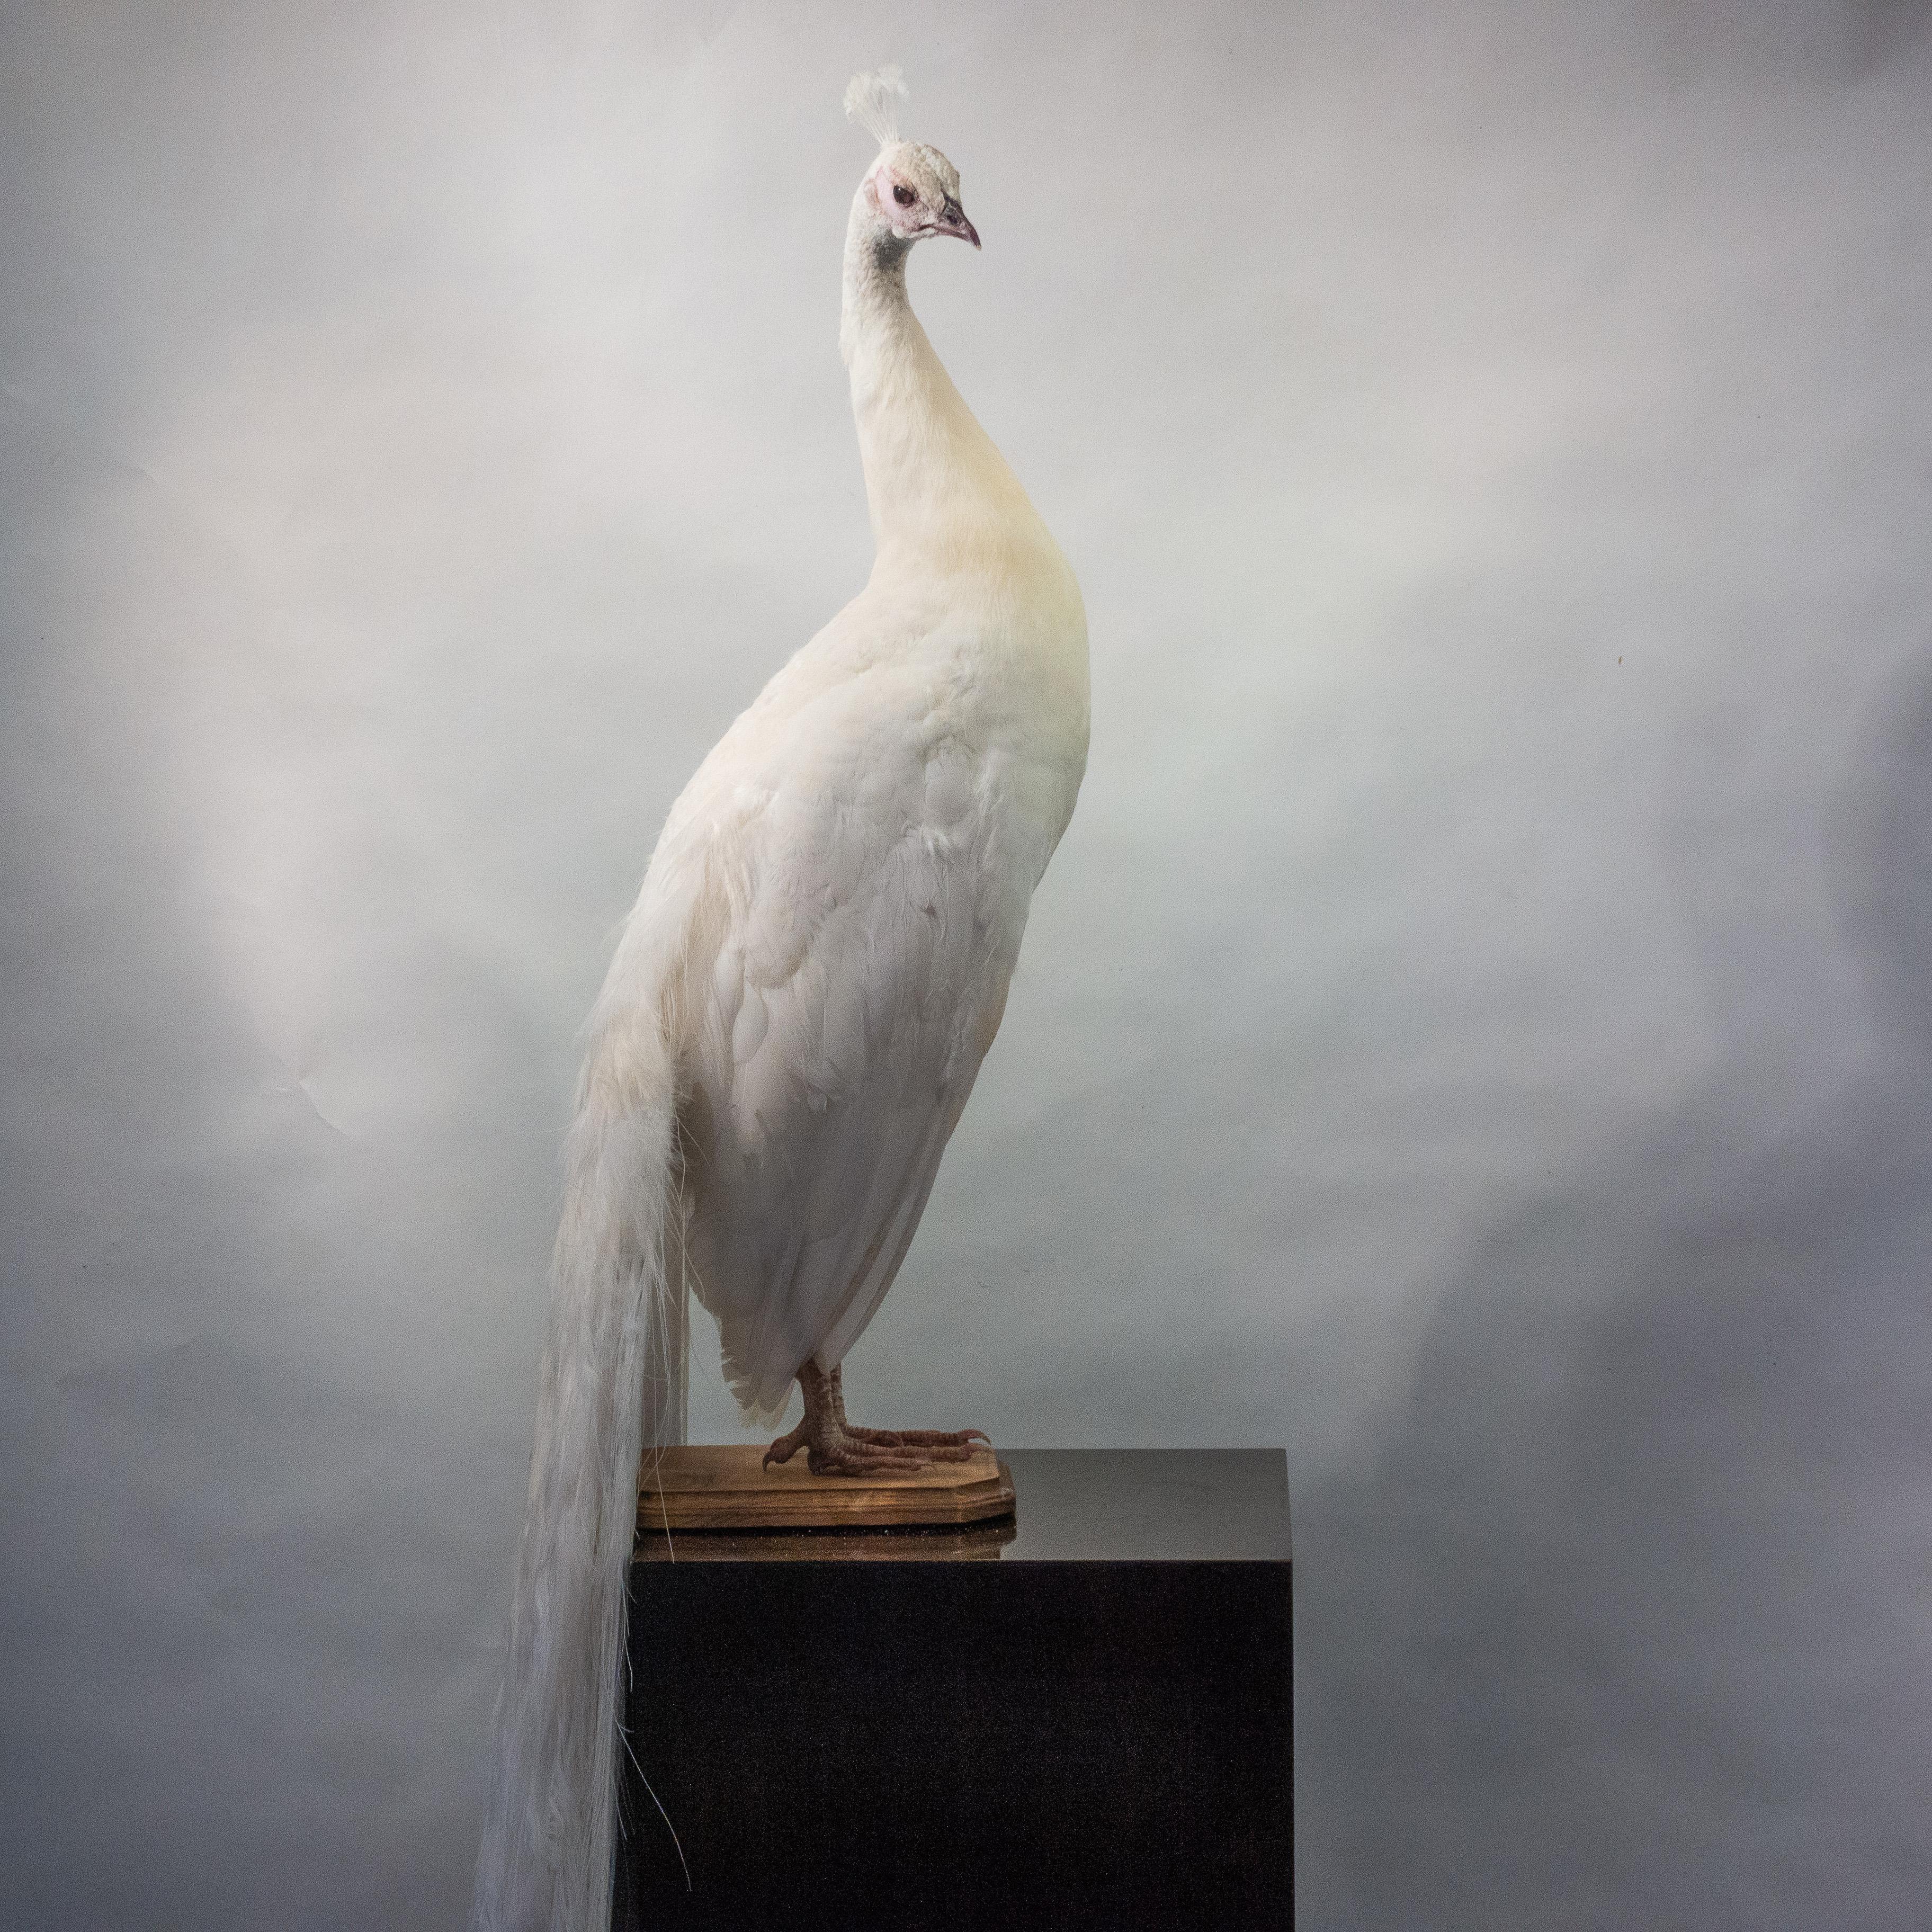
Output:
[{"xmin": 844, "ymin": 68, "xmax": 980, "ymax": 251}]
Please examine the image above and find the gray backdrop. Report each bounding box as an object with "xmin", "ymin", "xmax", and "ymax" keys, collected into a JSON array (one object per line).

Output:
[{"xmin": 5, "ymin": 1, "xmax": 1930, "ymax": 1924}]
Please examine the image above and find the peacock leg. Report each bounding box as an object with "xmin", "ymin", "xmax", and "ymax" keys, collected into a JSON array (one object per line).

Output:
[
  {"xmin": 827, "ymin": 1363, "xmax": 989, "ymax": 1452},
  {"xmin": 762, "ymin": 1361, "xmax": 988, "ymax": 1476}
]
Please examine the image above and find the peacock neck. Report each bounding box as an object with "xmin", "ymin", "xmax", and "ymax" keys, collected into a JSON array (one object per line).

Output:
[{"xmin": 840, "ymin": 194, "xmax": 1042, "ymax": 578}]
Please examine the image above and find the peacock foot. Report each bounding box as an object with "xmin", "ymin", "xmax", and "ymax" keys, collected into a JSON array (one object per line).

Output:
[{"xmin": 762, "ymin": 1359, "xmax": 989, "ymax": 1477}]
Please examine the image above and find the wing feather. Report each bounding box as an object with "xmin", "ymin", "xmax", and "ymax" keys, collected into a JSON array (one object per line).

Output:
[{"xmin": 672, "ymin": 669, "xmax": 1020, "ymax": 1416}]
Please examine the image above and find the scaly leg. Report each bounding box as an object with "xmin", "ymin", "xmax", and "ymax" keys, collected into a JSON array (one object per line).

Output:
[{"xmin": 763, "ymin": 1361, "xmax": 990, "ymax": 1476}]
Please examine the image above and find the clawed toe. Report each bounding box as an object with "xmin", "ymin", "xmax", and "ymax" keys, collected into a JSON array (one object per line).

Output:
[
  {"xmin": 806, "ymin": 1441, "xmax": 930, "ymax": 1477},
  {"xmin": 768, "ymin": 1361, "xmax": 992, "ymax": 1480},
  {"xmin": 802, "ymin": 1435, "xmax": 982, "ymax": 1474},
  {"xmin": 843, "ymin": 1424, "xmax": 989, "ymax": 1450}
]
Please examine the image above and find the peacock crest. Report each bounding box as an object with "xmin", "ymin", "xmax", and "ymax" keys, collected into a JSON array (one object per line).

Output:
[{"xmin": 844, "ymin": 65, "xmax": 908, "ymax": 148}]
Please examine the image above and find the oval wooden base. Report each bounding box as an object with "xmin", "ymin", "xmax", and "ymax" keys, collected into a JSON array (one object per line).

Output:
[{"xmin": 635, "ymin": 1443, "xmax": 1015, "ymax": 1533}]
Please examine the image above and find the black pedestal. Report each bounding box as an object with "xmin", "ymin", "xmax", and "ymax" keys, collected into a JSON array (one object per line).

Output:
[{"xmin": 616, "ymin": 1449, "xmax": 1292, "ymax": 1932}]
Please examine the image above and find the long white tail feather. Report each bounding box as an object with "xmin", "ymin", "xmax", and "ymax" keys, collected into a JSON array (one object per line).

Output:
[{"xmin": 473, "ymin": 1014, "xmax": 683, "ymax": 1932}]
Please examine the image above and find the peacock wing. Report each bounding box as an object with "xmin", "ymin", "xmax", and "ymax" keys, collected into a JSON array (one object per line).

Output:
[{"xmin": 676, "ymin": 667, "xmax": 1022, "ymax": 1418}]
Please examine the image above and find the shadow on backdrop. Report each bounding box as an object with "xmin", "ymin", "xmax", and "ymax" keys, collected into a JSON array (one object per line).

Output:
[{"xmin": 1296, "ymin": 646, "xmax": 1932, "ymax": 1929}]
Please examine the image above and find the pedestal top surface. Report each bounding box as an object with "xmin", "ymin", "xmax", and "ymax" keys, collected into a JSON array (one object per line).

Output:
[{"xmin": 999, "ymin": 1448, "xmax": 1289, "ymax": 1562}]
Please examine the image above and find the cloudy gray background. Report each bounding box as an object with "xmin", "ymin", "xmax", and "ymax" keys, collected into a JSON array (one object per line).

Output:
[{"xmin": 4, "ymin": 0, "xmax": 1929, "ymax": 1923}]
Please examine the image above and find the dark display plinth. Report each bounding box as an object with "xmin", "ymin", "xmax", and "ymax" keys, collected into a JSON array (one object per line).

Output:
[
  {"xmin": 610, "ymin": 1453, "xmax": 1290, "ymax": 1932},
  {"xmin": 615, "ymin": 1448, "xmax": 1292, "ymax": 1931}
]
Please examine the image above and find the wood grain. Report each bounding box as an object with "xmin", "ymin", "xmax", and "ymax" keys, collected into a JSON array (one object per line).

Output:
[
  {"xmin": 634, "ymin": 1443, "xmax": 1015, "ymax": 1532},
  {"xmin": 632, "ymin": 1522, "xmax": 1015, "ymax": 1562}
]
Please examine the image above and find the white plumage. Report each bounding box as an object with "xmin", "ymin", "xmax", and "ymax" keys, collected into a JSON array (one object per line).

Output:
[{"xmin": 473, "ymin": 71, "xmax": 1088, "ymax": 1930}]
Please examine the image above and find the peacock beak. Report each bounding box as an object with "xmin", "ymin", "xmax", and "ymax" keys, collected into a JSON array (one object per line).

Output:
[{"xmin": 938, "ymin": 198, "xmax": 981, "ymax": 249}]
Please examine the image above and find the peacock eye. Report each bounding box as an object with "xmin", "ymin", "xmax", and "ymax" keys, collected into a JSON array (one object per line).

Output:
[{"xmin": 892, "ymin": 183, "xmax": 916, "ymax": 208}]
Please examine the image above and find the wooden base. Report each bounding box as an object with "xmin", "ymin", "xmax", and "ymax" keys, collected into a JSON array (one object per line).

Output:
[
  {"xmin": 634, "ymin": 1442, "xmax": 1015, "ymax": 1533},
  {"xmin": 633, "ymin": 1522, "xmax": 1016, "ymax": 1562}
]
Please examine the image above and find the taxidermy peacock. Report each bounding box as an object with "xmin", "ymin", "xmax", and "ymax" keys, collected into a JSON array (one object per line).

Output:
[{"xmin": 472, "ymin": 67, "xmax": 1088, "ymax": 1931}]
